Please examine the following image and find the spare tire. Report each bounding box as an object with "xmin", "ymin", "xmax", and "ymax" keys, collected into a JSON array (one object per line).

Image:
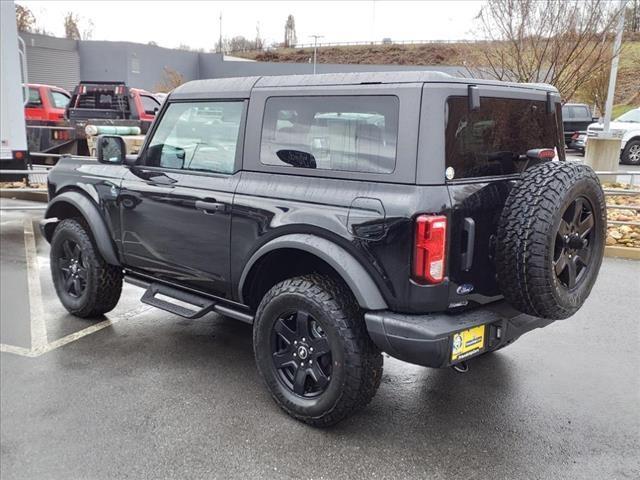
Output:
[{"xmin": 496, "ymin": 162, "xmax": 606, "ymax": 320}]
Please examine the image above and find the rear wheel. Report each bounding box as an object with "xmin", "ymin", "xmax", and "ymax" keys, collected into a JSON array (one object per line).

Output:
[
  {"xmin": 253, "ymin": 274, "xmax": 383, "ymax": 427},
  {"xmin": 50, "ymin": 219, "xmax": 123, "ymax": 318},
  {"xmin": 621, "ymin": 139, "xmax": 640, "ymax": 165}
]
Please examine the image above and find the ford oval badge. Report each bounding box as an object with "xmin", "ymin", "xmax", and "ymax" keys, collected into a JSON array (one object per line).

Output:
[{"xmin": 456, "ymin": 284, "xmax": 474, "ymax": 295}]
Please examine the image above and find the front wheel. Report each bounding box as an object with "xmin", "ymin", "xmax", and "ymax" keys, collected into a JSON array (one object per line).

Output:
[
  {"xmin": 253, "ymin": 274, "xmax": 383, "ymax": 427},
  {"xmin": 50, "ymin": 218, "xmax": 123, "ymax": 318}
]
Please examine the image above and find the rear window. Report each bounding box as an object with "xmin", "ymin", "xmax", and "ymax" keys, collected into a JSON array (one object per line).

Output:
[
  {"xmin": 260, "ymin": 96, "xmax": 399, "ymax": 174},
  {"xmin": 445, "ymin": 96, "xmax": 561, "ymax": 180},
  {"xmin": 562, "ymin": 105, "xmax": 590, "ymax": 120},
  {"xmin": 74, "ymin": 85, "xmax": 129, "ymax": 112}
]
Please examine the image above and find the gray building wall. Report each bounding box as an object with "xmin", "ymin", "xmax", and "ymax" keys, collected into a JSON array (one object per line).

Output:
[
  {"xmin": 19, "ymin": 33, "xmax": 466, "ymax": 93},
  {"xmin": 79, "ymin": 41, "xmax": 201, "ymax": 90},
  {"xmin": 19, "ymin": 32, "xmax": 80, "ymax": 91}
]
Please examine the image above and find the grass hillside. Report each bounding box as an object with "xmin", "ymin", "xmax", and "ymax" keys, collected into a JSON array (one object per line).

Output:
[{"xmin": 237, "ymin": 41, "xmax": 639, "ymax": 104}]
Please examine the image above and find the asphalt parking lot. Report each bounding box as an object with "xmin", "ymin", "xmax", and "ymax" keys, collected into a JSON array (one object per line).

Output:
[{"xmin": 1, "ymin": 193, "xmax": 639, "ymax": 480}]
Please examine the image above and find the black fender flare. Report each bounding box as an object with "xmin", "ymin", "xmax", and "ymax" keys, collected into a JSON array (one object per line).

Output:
[
  {"xmin": 42, "ymin": 191, "xmax": 121, "ymax": 266},
  {"xmin": 238, "ymin": 233, "xmax": 388, "ymax": 310}
]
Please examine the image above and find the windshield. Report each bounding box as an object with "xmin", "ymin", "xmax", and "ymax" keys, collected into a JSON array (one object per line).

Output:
[{"xmin": 615, "ymin": 109, "xmax": 640, "ymax": 123}]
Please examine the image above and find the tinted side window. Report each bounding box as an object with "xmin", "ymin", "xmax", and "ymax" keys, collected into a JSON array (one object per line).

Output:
[
  {"xmin": 445, "ymin": 96, "xmax": 560, "ymax": 179},
  {"xmin": 27, "ymin": 88, "xmax": 42, "ymax": 106},
  {"xmin": 260, "ymin": 96, "xmax": 399, "ymax": 173},
  {"xmin": 145, "ymin": 101, "xmax": 244, "ymax": 174}
]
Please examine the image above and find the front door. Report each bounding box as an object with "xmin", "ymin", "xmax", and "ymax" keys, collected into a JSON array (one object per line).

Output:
[{"xmin": 119, "ymin": 99, "xmax": 246, "ymax": 298}]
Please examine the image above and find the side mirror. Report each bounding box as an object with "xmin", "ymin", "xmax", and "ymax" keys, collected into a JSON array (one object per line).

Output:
[{"xmin": 96, "ymin": 135, "xmax": 126, "ymax": 164}]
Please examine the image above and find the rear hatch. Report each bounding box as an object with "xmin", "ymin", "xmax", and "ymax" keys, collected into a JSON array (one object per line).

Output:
[
  {"xmin": 444, "ymin": 95, "xmax": 564, "ymax": 302},
  {"xmin": 66, "ymin": 82, "xmax": 135, "ymax": 121}
]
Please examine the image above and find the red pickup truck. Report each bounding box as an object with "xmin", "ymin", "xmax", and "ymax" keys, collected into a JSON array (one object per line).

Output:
[{"xmin": 24, "ymin": 83, "xmax": 71, "ymax": 121}]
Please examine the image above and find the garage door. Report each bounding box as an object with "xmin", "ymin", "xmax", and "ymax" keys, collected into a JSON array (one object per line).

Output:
[{"xmin": 25, "ymin": 46, "xmax": 80, "ymax": 93}]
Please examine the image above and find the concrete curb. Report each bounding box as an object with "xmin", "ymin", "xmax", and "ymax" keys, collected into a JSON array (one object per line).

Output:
[
  {"xmin": 605, "ymin": 245, "xmax": 640, "ymax": 260},
  {"xmin": 0, "ymin": 190, "xmax": 48, "ymax": 203}
]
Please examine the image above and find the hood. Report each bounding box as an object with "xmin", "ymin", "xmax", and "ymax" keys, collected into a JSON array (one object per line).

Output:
[{"xmin": 587, "ymin": 121, "xmax": 640, "ymax": 132}]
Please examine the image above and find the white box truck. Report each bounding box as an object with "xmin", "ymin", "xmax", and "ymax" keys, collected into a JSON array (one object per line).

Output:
[{"xmin": 1, "ymin": 0, "xmax": 29, "ymax": 170}]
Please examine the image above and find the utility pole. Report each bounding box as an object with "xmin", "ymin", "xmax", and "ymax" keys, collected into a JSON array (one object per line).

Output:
[
  {"xmin": 218, "ymin": 12, "xmax": 223, "ymax": 54},
  {"xmin": 310, "ymin": 34, "xmax": 323, "ymax": 74},
  {"xmin": 603, "ymin": 0, "xmax": 627, "ymax": 132}
]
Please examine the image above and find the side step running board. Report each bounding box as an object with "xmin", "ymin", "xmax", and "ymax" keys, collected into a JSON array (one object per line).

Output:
[
  {"xmin": 141, "ymin": 283, "xmax": 215, "ymax": 319},
  {"xmin": 128, "ymin": 277, "xmax": 254, "ymax": 324}
]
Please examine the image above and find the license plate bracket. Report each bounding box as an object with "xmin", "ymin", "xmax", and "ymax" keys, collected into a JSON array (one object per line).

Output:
[{"xmin": 451, "ymin": 325, "xmax": 485, "ymax": 362}]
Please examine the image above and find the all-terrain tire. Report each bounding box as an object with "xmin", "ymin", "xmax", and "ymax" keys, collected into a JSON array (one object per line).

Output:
[
  {"xmin": 50, "ymin": 218, "xmax": 123, "ymax": 318},
  {"xmin": 253, "ymin": 274, "xmax": 383, "ymax": 427},
  {"xmin": 620, "ymin": 139, "xmax": 640, "ymax": 165},
  {"xmin": 496, "ymin": 162, "xmax": 606, "ymax": 320}
]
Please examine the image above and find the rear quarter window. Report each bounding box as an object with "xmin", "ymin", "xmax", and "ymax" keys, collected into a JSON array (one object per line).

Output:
[
  {"xmin": 260, "ymin": 95, "xmax": 399, "ymax": 174},
  {"xmin": 445, "ymin": 96, "xmax": 561, "ymax": 180}
]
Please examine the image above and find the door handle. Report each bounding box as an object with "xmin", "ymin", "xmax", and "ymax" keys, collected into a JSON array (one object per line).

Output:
[
  {"xmin": 195, "ymin": 200, "xmax": 226, "ymax": 214},
  {"xmin": 461, "ymin": 217, "xmax": 475, "ymax": 271}
]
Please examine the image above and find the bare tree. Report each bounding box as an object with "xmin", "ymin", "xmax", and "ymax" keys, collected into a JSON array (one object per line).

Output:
[
  {"xmin": 626, "ymin": 0, "xmax": 640, "ymax": 35},
  {"xmin": 15, "ymin": 3, "xmax": 36, "ymax": 32},
  {"xmin": 154, "ymin": 67, "xmax": 185, "ymax": 93},
  {"xmin": 471, "ymin": 0, "xmax": 623, "ymax": 101},
  {"xmin": 82, "ymin": 19, "xmax": 94, "ymax": 40},
  {"xmin": 255, "ymin": 23, "xmax": 264, "ymax": 51},
  {"xmin": 578, "ymin": 68, "xmax": 608, "ymax": 116},
  {"xmin": 284, "ymin": 14, "xmax": 297, "ymax": 48},
  {"xmin": 63, "ymin": 12, "xmax": 81, "ymax": 40}
]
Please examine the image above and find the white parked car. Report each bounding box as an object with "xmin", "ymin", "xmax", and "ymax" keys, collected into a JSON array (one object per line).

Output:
[{"xmin": 587, "ymin": 108, "xmax": 640, "ymax": 165}]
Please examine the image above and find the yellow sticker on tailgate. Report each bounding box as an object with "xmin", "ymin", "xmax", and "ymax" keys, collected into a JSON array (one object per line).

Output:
[{"xmin": 451, "ymin": 325, "xmax": 485, "ymax": 361}]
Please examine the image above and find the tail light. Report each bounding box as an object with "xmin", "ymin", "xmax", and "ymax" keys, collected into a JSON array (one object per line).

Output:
[
  {"xmin": 52, "ymin": 130, "xmax": 70, "ymax": 141},
  {"xmin": 412, "ymin": 215, "xmax": 447, "ymax": 284}
]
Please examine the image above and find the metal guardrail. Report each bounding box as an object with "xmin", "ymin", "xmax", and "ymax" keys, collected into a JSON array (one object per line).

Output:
[
  {"xmin": 597, "ymin": 171, "xmax": 639, "ymax": 230},
  {"xmin": 228, "ymin": 38, "xmax": 478, "ymax": 54},
  {"xmin": 0, "ymin": 166, "xmax": 49, "ymax": 194},
  {"xmin": 1, "ymin": 168, "xmax": 639, "ymax": 224}
]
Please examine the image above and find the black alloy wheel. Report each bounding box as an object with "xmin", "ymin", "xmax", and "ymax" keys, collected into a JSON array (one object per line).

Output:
[
  {"xmin": 50, "ymin": 218, "xmax": 123, "ymax": 318},
  {"xmin": 271, "ymin": 311, "xmax": 332, "ymax": 397},
  {"xmin": 553, "ymin": 196, "xmax": 595, "ymax": 289},
  {"xmin": 253, "ymin": 274, "xmax": 383, "ymax": 426},
  {"xmin": 58, "ymin": 239, "xmax": 88, "ymax": 298}
]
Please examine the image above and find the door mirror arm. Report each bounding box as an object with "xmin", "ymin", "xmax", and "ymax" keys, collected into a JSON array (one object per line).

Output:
[{"xmin": 124, "ymin": 154, "xmax": 138, "ymax": 167}]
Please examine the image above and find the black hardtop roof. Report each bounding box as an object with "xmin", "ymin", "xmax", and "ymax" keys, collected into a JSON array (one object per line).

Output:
[{"xmin": 170, "ymin": 71, "xmax": 558, "ymax": 100}]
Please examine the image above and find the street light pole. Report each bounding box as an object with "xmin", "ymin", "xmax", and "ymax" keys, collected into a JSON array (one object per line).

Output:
[
  {"xmin": 310, "ymin": 34, "xmax": 323, "ymax": 74},
  {"xmin": 603, "ymin": 0, "xmax": 627, "ymax": 132},
  {"xmin": 218, "ymin": 13, "xmax": 223, "ymax": 54}
]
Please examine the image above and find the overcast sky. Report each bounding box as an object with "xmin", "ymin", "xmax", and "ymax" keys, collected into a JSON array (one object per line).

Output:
[{"xmin": 20, "ymin": 1, "xmax": 483, "ymax": 50}]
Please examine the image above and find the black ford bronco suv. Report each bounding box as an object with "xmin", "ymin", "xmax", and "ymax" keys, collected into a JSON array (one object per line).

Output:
[{"xmin": 41, "ymin": 72, "xmax": 606, "ymax": 426}]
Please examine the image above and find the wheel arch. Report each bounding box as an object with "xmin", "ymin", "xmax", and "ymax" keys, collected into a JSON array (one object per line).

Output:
[
  {"xmin": 43, "ymin": 190, "xmax": 121, "ymax": 266},
  {"xmin": 238, "ymin": 234, "xmax": 388, "ymax": 311}
]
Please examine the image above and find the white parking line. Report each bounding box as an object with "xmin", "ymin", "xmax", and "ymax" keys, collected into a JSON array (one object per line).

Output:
[
  {"xmin": 1, "ymin": 218, "xmax": 153, "ymax": 358},
  {"xmin": 0, "ymin": 305, "xmax": 152, "ymax": 358},
  {"xmin": 23, "ymin": 218, "xmax": 48, "ymax": 350}
]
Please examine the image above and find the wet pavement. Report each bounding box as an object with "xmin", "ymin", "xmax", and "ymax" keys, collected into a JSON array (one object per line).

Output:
[{"xmin": 1, "ymin": 198, "xmax": 639, "ymax": 479}]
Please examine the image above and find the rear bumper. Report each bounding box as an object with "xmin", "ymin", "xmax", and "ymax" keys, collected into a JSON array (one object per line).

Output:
[{"xmin": 364, "ymin": 302, "xmax": 555, "ymax": 368}]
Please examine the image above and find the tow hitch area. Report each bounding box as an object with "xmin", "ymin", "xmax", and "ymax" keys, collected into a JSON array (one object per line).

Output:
[{"xmin": 452, "ymin": 361, "xmax": 469, "ymax": 373}]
